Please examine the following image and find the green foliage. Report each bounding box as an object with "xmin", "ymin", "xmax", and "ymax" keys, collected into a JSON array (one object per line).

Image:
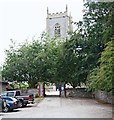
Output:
[
  {"xmin": 55, "ymin": 1, "xmax": 114, "ymax": 88},
  {"xmin": 2, "ymin": 34, "xmax": 63, "ymax": 88},
  {"xmin": 87, "ymin": 41, "xmax": 113, "ymax": 92},
  {"xmin": 84, "ymin": 1, "xmax": 114, "ymax": 92}
]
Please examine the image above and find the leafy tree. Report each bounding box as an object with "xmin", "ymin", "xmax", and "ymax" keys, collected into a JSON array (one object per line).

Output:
[
  {"xmin": 2, "ymin": 35, "xmax": 63, "ymax": 88},
  {"xmin": 2, "ymin": 39, "xmax": 42, "ymax": 87},
  {"xmin": 87, "ymin": 40, "xmax": 114, "ymax": 93},
  {"xmin": 59, "ymin": 1, "xmax": 114, "ymax": 88}
]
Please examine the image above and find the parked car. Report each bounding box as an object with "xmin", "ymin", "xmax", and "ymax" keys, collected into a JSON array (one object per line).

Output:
[
  {"xmin": 1, "ymin": 90, "xmax": 34, "ymax": 107},
  {"xmin": 2, "ymin": 96, "xmax": 19, "ymax": 112},
  {"xmin": 0, "ymin": 97, "xmax": 7, "ymax": 112}
]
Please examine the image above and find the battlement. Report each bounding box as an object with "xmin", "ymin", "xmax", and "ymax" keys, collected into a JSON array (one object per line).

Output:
[
  {"xmin": 47, "ymin": 5, "xmax": 68, "ymax": 19},
  {"xmin": 47, "ymin": 11, "xmax": 68, "ymax": 19},
  {"xmin": 46, "ymin": 5, "xmax": 73, "ymax": 39}
]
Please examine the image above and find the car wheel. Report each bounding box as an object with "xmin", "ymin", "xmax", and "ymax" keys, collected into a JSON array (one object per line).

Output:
[
  {"xmin": 3, "ymin": 106, "xmax": 9, "ymax": 113},
  {"xmin": 23, "ymin": 103, "xmax": 27, "ymax": 107},
  {"xmin": 31, "ymin": 101, "xmax": 34, "ymax": 104},
  {"xmin": 18, "ymin": 101, "xmax": 23, "ymax": 108}
]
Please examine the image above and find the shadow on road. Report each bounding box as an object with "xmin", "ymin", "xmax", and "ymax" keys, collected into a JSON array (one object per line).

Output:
[
  {"xmin": 23, "ymin": 105, "xmax": 34, "ymax": 108},
  {"xmin": 45, "ymin": 95, "xmax": 59, "ymax": 97},
  {"xmin": 12, "ymin": 109, "xmax": 20, "ymax": 112}
]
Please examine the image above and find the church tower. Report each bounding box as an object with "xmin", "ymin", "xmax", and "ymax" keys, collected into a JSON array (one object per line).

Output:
[{"xmin": 46, "ymin": 5, "xmax": 73, "ymax": 39}]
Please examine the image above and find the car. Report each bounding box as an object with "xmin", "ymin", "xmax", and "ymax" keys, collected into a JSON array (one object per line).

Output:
[
  {"xmin": 2, "ymin": 96, "xmax": 19, "ymax": 112},
  {"xmin": 1, "ymin": 90, "xmax": 34, "ymax": 107},
  {"xmin": 0, "ymin": 97, "xmax": 7, "ymax": 112}
]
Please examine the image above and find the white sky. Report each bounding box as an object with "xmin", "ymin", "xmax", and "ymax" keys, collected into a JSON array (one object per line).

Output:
[{"xmin": 0, "ymin": 0, "xmax": 84, "ymax": 66}]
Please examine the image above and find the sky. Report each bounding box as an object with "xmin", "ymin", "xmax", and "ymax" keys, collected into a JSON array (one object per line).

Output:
[{"xmin": 0, "ymin": 0, "xmax": 84, "ymax": 66}]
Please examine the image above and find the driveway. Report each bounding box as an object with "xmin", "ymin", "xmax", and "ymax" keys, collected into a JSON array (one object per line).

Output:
[{"xmin": 1, "ymin": 97, "xmax": 112, "ymax": 118}]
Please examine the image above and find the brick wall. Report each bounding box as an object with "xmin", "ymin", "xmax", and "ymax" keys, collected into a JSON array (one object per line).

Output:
[{"xmin": 95, "ymin": 90, "xmax": 113, "ymax": 104}]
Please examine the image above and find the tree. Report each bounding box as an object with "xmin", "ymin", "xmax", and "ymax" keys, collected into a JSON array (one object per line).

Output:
[
  {"xmin": 2, "ymin": 39, "xmax": 42, "ymax": 87},
  {"xmin": 58, "ymin": 1, "xmax": 114, "ymax": 87},
  {"xmin": 87, "ymin": 40, "xmax": 113, "ymax": 93},
  {"xmin": 2, "ymin": 35, "xmax": 63, "ymax": 88}
]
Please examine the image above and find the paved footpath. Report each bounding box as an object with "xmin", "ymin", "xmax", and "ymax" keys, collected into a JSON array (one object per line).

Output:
[{"xmin": 1, "ymin": 97, "xmax": 112, "ymax": 118}]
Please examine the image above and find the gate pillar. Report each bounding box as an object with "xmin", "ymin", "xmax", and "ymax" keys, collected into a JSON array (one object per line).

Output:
[
  {"xmin": 59, "ymin": 82, "xmax": 66, "ymax": 97},
  {"xmin": 37, "ymin": 82, "xmax": 45, "ymax": 97}
]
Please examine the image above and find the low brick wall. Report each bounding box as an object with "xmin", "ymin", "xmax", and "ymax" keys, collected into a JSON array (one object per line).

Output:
[
  {"xmin": 66, "ymin": 88, "xmax": 92, "ymax": 98},
  {"xmin": 95, "ymin": 90, "xmax": 113, "ymax": 104}
]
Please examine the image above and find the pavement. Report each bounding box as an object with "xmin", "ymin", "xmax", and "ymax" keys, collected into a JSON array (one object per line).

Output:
[{"xmin": 0, "ymin": 95, "xmax": 112, "ymax": 118}]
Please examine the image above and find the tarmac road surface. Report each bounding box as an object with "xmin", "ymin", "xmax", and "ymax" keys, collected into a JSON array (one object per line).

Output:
[{"xmin": 1, "ymin": 96, "xmax": 112, "ymax": 118}]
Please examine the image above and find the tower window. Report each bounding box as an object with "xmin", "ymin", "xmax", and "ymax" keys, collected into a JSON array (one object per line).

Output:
[{"xmin": 54, "ymin": 23, "xmax": 61, "ymax": 37}]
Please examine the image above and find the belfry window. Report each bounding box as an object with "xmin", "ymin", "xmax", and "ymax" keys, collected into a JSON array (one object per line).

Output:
[{"xmin": 54, "ymin": 23, "xmax": 61, "ymax": 37}]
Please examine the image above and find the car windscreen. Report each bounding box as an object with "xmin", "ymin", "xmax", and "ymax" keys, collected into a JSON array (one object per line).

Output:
[
  {"xmin": 4, "ymin": 97, "xmax": 17, "ymax": 101},
  {"xmin": 1, "ymin": 92, "xmax": 7, "ymax": 96},
  {"xmin": 7, "ymin": 92, "xmax": 14, "ymax": 97}
]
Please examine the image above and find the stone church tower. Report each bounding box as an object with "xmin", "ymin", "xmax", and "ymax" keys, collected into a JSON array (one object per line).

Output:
[{"xmin": 46, "ymin": 5, "xmax": 73, "ymax": 39}]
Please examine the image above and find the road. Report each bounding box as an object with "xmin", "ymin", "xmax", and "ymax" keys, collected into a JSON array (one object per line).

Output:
[{"xmin": 0, "ymin": 96, "xmax": 112, "ymax": 118}]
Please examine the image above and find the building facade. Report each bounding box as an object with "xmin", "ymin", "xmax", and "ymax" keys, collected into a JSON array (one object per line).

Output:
[{"xmin": 46, "ymin": 5, "xmax": 73, "ymax": 40}]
